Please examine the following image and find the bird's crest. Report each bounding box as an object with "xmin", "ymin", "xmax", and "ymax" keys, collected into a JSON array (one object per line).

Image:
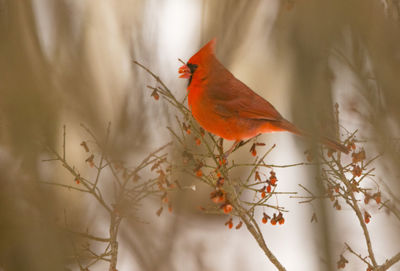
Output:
[{"xmin": 187, "ymin": 38, "xmax": 216, "ymax": 65}]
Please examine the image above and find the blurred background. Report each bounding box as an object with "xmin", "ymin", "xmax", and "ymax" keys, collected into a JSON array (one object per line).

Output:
[{"xmin": 1, "ymin": 0, "xmax": 400, "ymax": 270}]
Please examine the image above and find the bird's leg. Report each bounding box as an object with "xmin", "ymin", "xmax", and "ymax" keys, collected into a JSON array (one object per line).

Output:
[{"xmin": 223, "ymin": 140, "xmax": 241, "ymax": 158}]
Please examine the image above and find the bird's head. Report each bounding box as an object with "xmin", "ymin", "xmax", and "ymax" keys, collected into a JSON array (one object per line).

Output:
[{"xmin": 178, "ymin": 38, "xmax": 216, "ymax": 82}]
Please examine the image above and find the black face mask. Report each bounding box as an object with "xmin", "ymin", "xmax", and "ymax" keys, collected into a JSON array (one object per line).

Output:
[{"xmin": 187, "ymin": 63, "xmax": 198, "ymax": 86}]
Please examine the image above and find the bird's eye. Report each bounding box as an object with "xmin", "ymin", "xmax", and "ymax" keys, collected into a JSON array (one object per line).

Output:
[{"xmin": 187, "ymin": 63, "xmax": 198, "ymax": 74}]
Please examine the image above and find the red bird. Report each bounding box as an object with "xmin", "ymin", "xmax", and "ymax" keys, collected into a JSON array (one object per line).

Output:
[{"xmin": 178, "ymin": 38, "xmax": 348, "ymax": 155}]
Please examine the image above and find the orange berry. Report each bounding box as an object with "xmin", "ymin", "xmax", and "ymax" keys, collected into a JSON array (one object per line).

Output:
[
  {"xmin": 196, "ymin": 170, "xmax": 203, "ymax": 177},
  {"xmin": 151, "ymin": 89, "xmax": 159, "ymax": 100},
  {"xmin": 250, "ymin": 144, "xmax": 256, "ymax": 156},
  {"xmin": 270, "ymin": 176, "xmax": 277, "ymax": 185},
  {"xmin": 271, "ymin": 219, "xmax": 277, "ymax": 225},
  {"xmin": 262, "ymin": 213, "xmax": 270, "ymax": 224},
  {"xmin": 261, "ymin": 191, "xmax": 266, "ymax": 198},
  {"xmin": 279, "ymin": 218, "xmax": 285, "ymax": 225},
  {"xmin": 225, "ymin": 218, "xmax": 233, "ymax": 229},
  {"xmin": 218, "ymin": 157, "xmax": 227, "ymax": 165},
  {"xmin": 364, "ymin": 211, "xmax": 371, "ymax": 224},
  {"xmin": 195, "ymin": 137, "xmax": 201, "ymax": 145},
  {"xmin": 74, "ymin": 177, "xmax": 80, "ymax": 184},
  {"xmin": 223, "ymin": 204, "xmax": 233, "ymax": 214},
  {"xmin": 266, "ymin": 185, "xmax": 271, "ymax": 193},
  {"xmin": 210, "ymin": 190, "xmax": 225, "ymax": 203},
  {"xmin": 235, "ymin": 221, "xmax": 243, "ymax": 229}
]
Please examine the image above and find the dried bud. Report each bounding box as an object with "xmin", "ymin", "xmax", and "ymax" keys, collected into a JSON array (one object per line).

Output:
[
  {"xmin": 80, "ymin": 141, "xmax": 89, "ymax": 152},
  {"xmin": 364, "ymin": 193, "xmax": 371, "ymax": 204},
  {"xmin": 304, "ymin": 150, "xmax": 313, "ymax": 162},
  {"xmin": 255, "ymin": 171, "xmax": 261, "ymax": 182},
  {"xmin": 156, "ymin": 207, "xmax": 163, "ymax": 217},
  {"xmin": 337, "ymin": 254, "xmax": 348, "ymax": 269},
  {"xmin": 327, "ymin": 148, "xmax": 336, "ymax": 158},
  {"xmin": 373, "ymin": 192, "xmax": 381, "ymax": 204},
  {"xmin": 168, "ymin": 203, "xmax": 173, "ymax": 213},
  {"xmin": 200, "ymin": 128, "xmax": 205, "ymax": 137},
  {"xmin": 334, "ymin": 200, "xmax": 341, "ymax": 210},
  {"xmin": 132, "ymin": 174, "xmax": 140, "ymax": 182},
  {"xmin": 352, "ymin": 149, "xmax": 366, "ymax": 163},
  {"xmin": 311, "ymin": 213, "xmax": 318, "ymax": 223},
  {"xmin": 352, "ymin": 165, "xmax": 362, "ymax": 177},
  {"xmin": 85, "ymin": 154, "xmax": 95, "ymax": 168},
  {"xmin": 161, "ymin": 192, "xmax": 168, "ymax": 203}
]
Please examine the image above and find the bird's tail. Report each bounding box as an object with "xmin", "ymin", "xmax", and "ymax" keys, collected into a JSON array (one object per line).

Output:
[{"xmin": 278, "ymin": 119, "xmax": 349, "ymax": 154}]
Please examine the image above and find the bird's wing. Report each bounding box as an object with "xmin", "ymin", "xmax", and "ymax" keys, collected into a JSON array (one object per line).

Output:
[{"xmin": 207, "ymin": 74, "xmax": 283, "ymax": 121}]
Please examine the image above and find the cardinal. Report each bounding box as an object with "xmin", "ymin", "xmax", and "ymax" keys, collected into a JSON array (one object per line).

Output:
[{"xmin": 178, "ymin": 38, "xmax": 348, "ymax": 155}]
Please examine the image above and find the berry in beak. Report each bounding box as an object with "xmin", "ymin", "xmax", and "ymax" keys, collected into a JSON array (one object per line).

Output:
[{"xmin": 178, "ymin": 64, "xmax": 191, "ymax": 79}]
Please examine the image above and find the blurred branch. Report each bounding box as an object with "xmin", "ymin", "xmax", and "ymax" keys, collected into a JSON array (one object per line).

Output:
[{"xmin": 42, "ymin": 125, "xmax": 173, "ymax": 270}]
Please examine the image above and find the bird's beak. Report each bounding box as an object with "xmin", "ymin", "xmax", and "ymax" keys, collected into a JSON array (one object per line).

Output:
[{"xmin": 178, "ymin": 64, "xmax": 191, "ymax": 79}]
